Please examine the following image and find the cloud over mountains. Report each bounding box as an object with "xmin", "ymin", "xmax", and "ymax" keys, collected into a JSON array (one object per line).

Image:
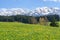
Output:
[{"xmin": 0, "ymin": 7, "xmax": 60, "ymax": 16}]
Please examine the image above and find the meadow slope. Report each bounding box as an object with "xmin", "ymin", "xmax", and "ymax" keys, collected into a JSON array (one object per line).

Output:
[{"xmin": 0, "ymin": 22, "xmax": 60, "ymax": 40}]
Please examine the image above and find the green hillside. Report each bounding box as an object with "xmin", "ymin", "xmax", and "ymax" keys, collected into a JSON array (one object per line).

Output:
[{"xmin": 0, "ymin": 22, "xmax": 60, "ymax": 40}]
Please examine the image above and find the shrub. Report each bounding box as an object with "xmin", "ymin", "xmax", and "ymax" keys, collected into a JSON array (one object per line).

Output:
[{"xmin": 50, "ymin": 22, "xmax": 59, "ymax": 27}]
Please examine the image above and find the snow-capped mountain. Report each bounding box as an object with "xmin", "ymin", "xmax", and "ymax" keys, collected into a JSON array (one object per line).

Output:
[{"xmin": 0, "ymin": 7, "xmax": 60, "ymax": 16}]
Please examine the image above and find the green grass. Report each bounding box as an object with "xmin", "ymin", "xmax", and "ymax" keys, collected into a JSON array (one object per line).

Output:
[{"xmin": 0, "ymin": 22, "xmax": 60, "ymax": 40}]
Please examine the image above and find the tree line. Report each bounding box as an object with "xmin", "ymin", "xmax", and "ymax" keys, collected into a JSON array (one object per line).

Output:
[
  {"xmin": 0, "ymin": 14, "xmax": 59, "ymax": 27},
  {"xmin": 0, "ymin": 14, "xmax": 59, "ymax": 23}
]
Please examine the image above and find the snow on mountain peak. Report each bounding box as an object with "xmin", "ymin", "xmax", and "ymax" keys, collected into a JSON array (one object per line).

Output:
[{"xmin": 0, "ymin": 7, "xmax": 60, "ymax": 16}]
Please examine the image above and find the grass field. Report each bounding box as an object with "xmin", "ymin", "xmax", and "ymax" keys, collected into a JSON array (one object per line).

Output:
[{"xmin": 0, "ymin": 22, "xmax": 60, "ymax": 40}]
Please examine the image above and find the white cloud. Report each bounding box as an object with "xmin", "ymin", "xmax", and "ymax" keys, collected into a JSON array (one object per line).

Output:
[{"xmin": 43, "ymin": 0, "xmax": 60, "ymax": 2}]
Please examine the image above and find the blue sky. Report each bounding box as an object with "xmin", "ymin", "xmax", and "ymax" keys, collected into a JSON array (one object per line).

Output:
[{"xmin": 0, "ymin": 0, "xmax": 60, "ymax": 9}]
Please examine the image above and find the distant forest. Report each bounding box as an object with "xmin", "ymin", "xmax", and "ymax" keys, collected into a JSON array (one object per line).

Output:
[{"xmin": 0, "ymin": 14, "xmax": 59, "ymax": 24}]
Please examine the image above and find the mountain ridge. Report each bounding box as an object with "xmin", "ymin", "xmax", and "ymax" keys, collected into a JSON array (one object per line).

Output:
[{"xmin": 0, "ymin": 7, "xmax": 60, "ymax": 16}]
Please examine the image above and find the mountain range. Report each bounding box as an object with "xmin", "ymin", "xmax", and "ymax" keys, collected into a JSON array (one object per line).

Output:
[{"xmin": 0, "ymin": 7, "xmax": 60, "ymax": 17}]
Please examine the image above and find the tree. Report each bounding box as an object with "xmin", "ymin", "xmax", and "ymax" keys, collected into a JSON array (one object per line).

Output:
[
  {"xmin": 28, "ymin": 16, "xmax": 37, "ymax": 24},
  {"xmin": 39, "ymin": 16, "xmax": 48, "ymax": 25},
  {"xmin": 50, "ymin": 16, "xmax": 59, "ymax": 27}
]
